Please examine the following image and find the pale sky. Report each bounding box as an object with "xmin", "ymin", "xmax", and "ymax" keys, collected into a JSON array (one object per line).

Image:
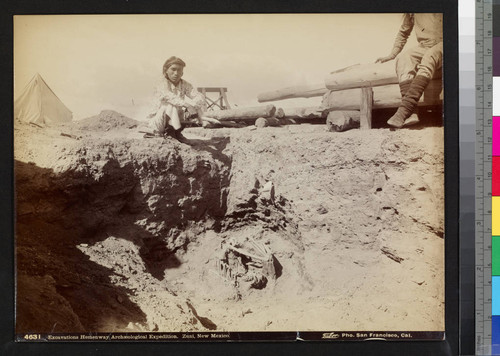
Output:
[{"xmin": 14, "ymin": 14, "xmax": 418, "ymax": 120}]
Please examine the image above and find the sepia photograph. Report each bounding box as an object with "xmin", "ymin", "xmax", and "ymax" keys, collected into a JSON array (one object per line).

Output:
[{"xmin": 14, "ymin": 13, "xmax": 445, "ymax": 340}]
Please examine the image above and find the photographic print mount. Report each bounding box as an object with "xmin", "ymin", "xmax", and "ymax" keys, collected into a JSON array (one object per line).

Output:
[{"xmin": 2, "ymin": 1, "xmax": 459, "ymax": 356}]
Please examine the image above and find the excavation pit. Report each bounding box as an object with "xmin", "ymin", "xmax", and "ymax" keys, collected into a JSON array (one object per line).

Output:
[{"xmin": 15, "ymin": 114, "xmax": 445, "ymax": 333}]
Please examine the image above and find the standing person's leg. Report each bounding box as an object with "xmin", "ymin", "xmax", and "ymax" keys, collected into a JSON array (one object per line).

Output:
[{"xmin": 388, "ymin": 43, "xmax": 442, "ymax": 128}]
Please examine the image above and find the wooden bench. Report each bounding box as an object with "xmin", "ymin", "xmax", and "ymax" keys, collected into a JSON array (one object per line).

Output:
[{"xmin": 197, "ymin": 87, "xmax": 231, "ymax": 110}]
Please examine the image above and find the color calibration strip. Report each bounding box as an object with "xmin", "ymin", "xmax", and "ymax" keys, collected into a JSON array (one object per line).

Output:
[
  {"xmin": 477, "ymin": 0, "xmax": 494, "ymax": 354},
  {"xmin": 492, "ymin": 1, "xmax": 500, "ymax": 355}
]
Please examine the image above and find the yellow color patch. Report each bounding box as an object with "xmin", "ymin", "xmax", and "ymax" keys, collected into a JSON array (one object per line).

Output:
[{"xmin": 494, "ymin": 197, "xmax": 500, "ymax": 236}]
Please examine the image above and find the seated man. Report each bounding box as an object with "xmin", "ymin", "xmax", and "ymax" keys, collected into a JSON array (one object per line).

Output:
[
  {"xmin": 147, "ymin": 56, "xmax": 206, "ymax": 144},
  {"xmin": 376, "ymin": 13, "xmax": 443, "ymax": 128}
]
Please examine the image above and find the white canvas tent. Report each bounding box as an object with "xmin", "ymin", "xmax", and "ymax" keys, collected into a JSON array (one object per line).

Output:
[{"xmin": 14, "ymin": 73, "xmax": 73, "ymax": 125}]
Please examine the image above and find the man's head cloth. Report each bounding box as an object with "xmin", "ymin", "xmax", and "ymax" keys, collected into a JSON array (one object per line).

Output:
[{"xmin": 163, "ymin": 56, "xmax": 186, "ymax": 77}]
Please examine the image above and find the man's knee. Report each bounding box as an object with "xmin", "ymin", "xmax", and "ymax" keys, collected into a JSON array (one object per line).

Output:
[
  {"xmin": 395, "ymin": 50, "xmax": 420, "ymax": 82},
  {"xmin": 418, "ymin": 46, "xmax": 443, "ymax": 78}
]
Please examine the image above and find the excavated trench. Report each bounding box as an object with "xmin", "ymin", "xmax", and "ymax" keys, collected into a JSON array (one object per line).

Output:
[{"xmin": 16, "ymin": 123, "xmax": 446, "ymax": 333}]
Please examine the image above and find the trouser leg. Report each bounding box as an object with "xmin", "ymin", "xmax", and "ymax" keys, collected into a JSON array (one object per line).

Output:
[
  {"xmin": 149, "ymin": 104, "xmax": 184, "ymax": 134},
  {"xmin": 395, "ymin": 46, "xmax": 427, "ymax": 82},
  {"xmin": 416, "ymin": 42, "xmax": 443, "ymax": 79},
  {"xmin": 389, "ymin": 43, "xmax": 442, "ymax": 128},
  {"xmin": 167, "ymin": 105, "xmax": 183, "ymax": 130},
  {"xmin": 149, "ymin": 108, "xmax": 168, "ymax": 134}
]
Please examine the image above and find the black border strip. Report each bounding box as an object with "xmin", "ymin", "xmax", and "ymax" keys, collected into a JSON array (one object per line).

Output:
[{"xmin": 14, "ymin": 331, "xmax": 445, "ymax": 342}]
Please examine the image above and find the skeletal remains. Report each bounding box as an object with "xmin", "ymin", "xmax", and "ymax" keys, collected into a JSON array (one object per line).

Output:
[{"xmin": 214, "ymin": 235, "xmax": 276, "ymax": 289}]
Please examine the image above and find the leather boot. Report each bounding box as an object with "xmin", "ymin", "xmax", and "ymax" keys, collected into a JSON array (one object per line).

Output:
[
  {"xmin": 397, "ymin": 79, "xmax": 420, "ymax": 127},
  {"xmin": 387, "ymin": 75, "xmax": 430, "ymax": 128},
  {"xmin": 163, "ymin": 125, "xmax": 176, "ymax": 139},
  {"xmin": 174, "ymin": 127, "xmax": 193, "ymax": 145}
]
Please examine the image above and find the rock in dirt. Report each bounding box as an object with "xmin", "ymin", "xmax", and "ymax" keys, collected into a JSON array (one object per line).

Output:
[
  {"xmin": 381, "ymin": 246, "xmax": 404, "ymax": 263},
  {"xmin": 259, "ymin": 181, "xmax": 275, "ymax": 204},
  {"xmin": 185, "ymin": 301, "xmax": 217, "ymax": 330},
  {"xmin": 316, "ymin": 205, "xmax": 328, "ymax": 214}
]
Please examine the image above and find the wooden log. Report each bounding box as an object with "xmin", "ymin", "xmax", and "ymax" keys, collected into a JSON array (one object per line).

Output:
[
  {"xmin": 204, "ymin": 105, "xmax": 276, "ymax": 121},
  {"xmin": 219, "ymin": 121, "xmax": 246, "ymax": 128},
  {"xmin": 60, "ymin": 132, "xmax": 80, "ymax": 140},
  {"xmin": 257, "ymin": 84, "xmax": 328, "ymax": 103},
  {"xmin": 279, "ymin": 118, "xmax": 298, "ymax": 125},
  {"xmin": 275, "ymin": 108, "xmax": 285, "ymax": 118},
  {"xmin": 202, "ymin": 121, "xmax": 246, "ymax": 129},
  {"xmin": 321, "ymin": 80, "xmax": 442, "ymax": 111},
  {"xmin": 255, "ymin": 117, "xmax": 281, "ymax": 128},
  {"xmin": 360, "ymin": 87, "xmax": 373, "ymax": 130},
  {"xmin": 200, "ymin": 116, "xmax": 222, "ymax": 125},
  {"xmin": 276, "ymin": 106, "xmax": 326, "ymax": 119},
  {"xmin": 325, "ymin": 61, "xmax": 398, "ymax": 91},
  {"xmin": 326, "ymin": 111, "xmax": 361, "ymax": 132}
]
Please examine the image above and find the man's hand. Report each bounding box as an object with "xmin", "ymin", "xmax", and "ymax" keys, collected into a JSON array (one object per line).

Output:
[
  {"xmin": 375, "ymin": 55, "xmax": 395, "ymax": 63},
  {"xmin": 185, "ymin": 105, "xmax": 198, "ymax": 116},
  {"xmin": 200, "ymin": 116, "xmax": 221, "ymax": 128}
]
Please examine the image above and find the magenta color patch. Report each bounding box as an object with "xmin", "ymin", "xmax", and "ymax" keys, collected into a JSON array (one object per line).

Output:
[{"xmin": 495, "ymin": 117, "xmax": 500, "ymax": 157}]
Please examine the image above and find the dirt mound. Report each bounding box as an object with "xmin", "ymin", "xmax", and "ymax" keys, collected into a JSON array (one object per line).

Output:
[
  {"xmin": 75, "ymin": 110, "xmax": 140, "ymax": 132},
  {"xmin": 14, "ymin": 122, "xmax": 445, "ymax": 333}
]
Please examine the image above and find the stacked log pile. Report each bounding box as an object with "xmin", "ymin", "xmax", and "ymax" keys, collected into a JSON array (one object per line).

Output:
[
  {"xmin": 254, "ymin": 61, "xmax": 443, "ymax": 130},
  {"xmin": 201, "ymin": 61, "xmax": 442, "ymax": 130}
]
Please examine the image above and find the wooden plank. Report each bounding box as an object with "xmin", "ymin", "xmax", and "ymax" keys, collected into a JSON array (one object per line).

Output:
[
  {"xmin": 360, "ymin": 87, "xmax": 373, "ymax": 130},
  {"xmin": 257, "ymin": 84, "xmax": 328, "ymax": 102},
  {"xmin": 197, "ymin": 87, "xmax": 228, "ymax": 92},
  {"xmin": 325, "ymin": 61, "xmax": 398, "ymax": 91}
]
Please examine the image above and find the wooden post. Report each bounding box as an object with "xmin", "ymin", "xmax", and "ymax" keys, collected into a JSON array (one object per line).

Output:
[
  {"xmin": 360, "ymin": 87, "xmax": 373, "ymax": 130},
  {"xmin": 221, "ymin": 88, "xmax": 231, "ymax": 109}
]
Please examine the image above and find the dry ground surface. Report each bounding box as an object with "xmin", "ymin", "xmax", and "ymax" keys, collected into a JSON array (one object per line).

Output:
[{"xmin": 14, "ymin": 110, "xmax": 444, "ymax": 334}]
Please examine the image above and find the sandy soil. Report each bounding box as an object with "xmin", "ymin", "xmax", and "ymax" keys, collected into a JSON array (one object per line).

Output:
[{"xmin": 14, "ymin": 110, "xmax": 444, "ymax": 334}]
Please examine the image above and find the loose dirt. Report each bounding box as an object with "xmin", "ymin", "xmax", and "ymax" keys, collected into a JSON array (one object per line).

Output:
[{"xmin": 15, "ymin": 110, "xmax": 444, "ymax": 334}]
